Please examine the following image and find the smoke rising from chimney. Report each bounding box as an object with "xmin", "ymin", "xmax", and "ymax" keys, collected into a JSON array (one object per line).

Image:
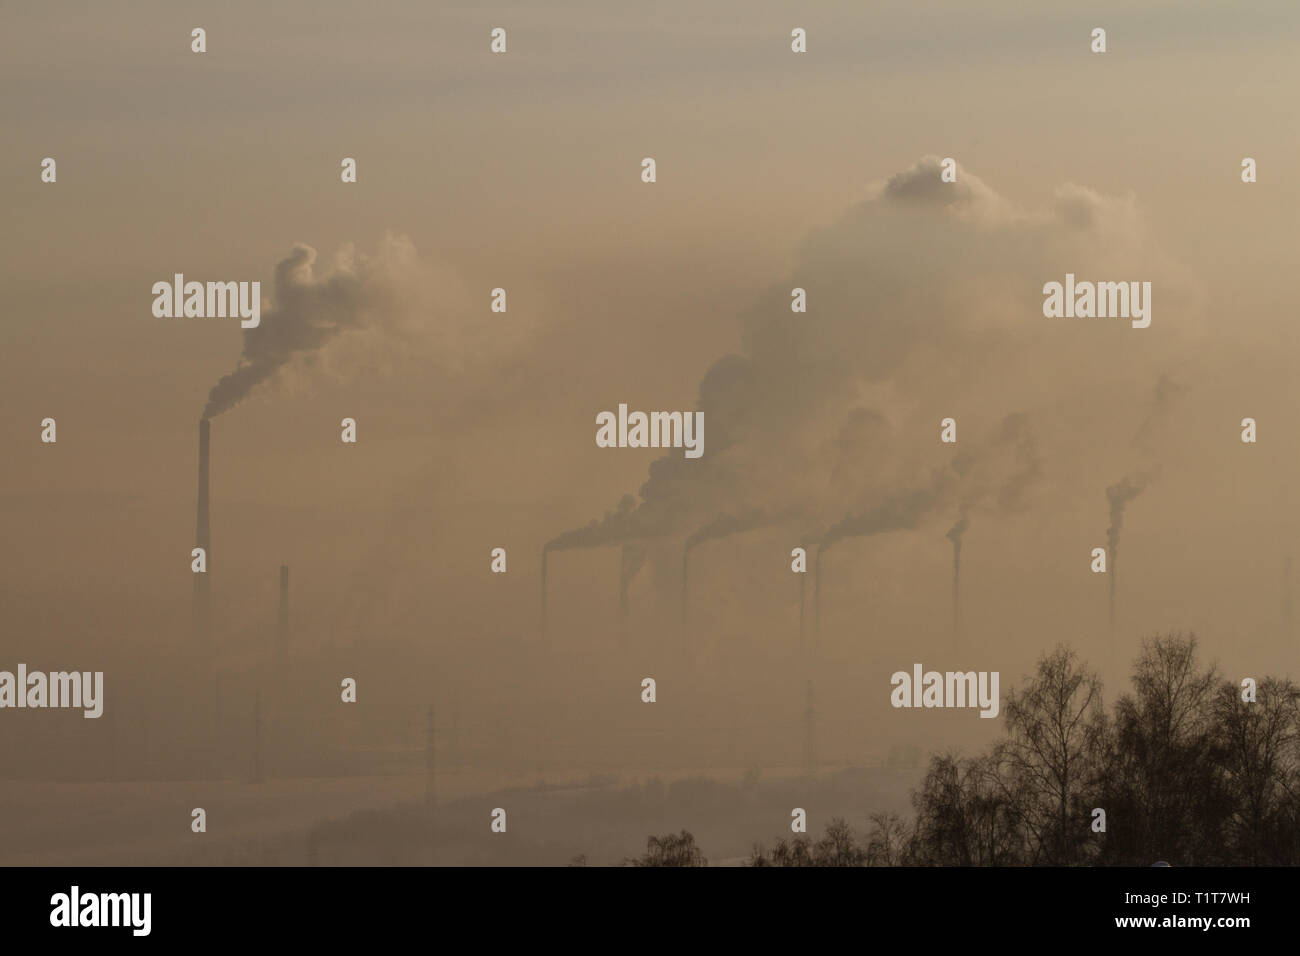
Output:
[
  {"xmin": 545, "ymin": 495, "xmax": 645, "ymax": 554},
  {"xmin": 1102, "ymin": 376, "xmax": 1185, "ymax": 638},
  {"xmin": 202, "ymin": 240, "xmax": 409, "ymax": 419},
  {"xmin": 544, "ymin": 158, "xmax": 1170, "ymax": 604}
]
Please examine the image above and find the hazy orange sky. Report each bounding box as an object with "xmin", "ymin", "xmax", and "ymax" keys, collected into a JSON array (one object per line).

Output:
[{"xmin": 3, "ymin": 0, "xmax": 1300, "ymax": 795}]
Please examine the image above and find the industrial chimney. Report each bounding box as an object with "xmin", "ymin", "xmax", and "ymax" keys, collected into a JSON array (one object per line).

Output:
[
  {"xmin": 539, "ymin": 549, "xmax": 548, "ymax": 639},
  {"xmin": 252, "ymin": 690, "xmax": 264, "ymax": 783},
  {"xmin": 192, "ymin": 418, "xmax": 211, "ymax": 645},
  {"xmin": 950, "ymin": 537, "xmax": 961, "ymax": 640},
  {"xmin": 802, "ymin": 680, "xmax": 816, "ymax": 778},
  {"xmin": 1284, "ymin": 556, "xmax": 1294, "ymax": 644},
  {"xmin": 425, "ymin": 704, "xmax": 436, "ymax": 809},
  {"xmin": 798, "ymin": 569, "xmax": 806, "ymax": 644},
  {"xmin": 680, "ymin": 547, "xmax": 689, "ymax": 635},
  {"xmin": 813, "ymin": 548, "xmax": 823, "ymax": 642},
  {"xmin": 277, "ymin": 565, "xmax": 289, "ymax": 684}
]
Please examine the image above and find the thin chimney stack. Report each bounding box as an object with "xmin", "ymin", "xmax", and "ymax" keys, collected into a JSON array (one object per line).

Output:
[
  {"xmin": 803, "ymin": 680, "xmax": 816, "ymax": 778},
  {"xmin": 277, "ymin": 565, "xmax": 289, "ymax": 684},
  {"xmin": 539, "ymin": 549, "xmax": 548, "ymax": 639},
  {"xmin": 193, "ymin": 418, "xmax": 211, "ymax": 645}
]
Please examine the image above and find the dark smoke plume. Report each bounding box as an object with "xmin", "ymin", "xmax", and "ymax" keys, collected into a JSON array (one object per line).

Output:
[
  {"xmin": 203, "ymin": 243, "xmax": 401, "ymax": 419},
  {"xmin": 684, "ymin": 509, "xmax": 772, "ymax": 555},
  {"xmin": 820, "ymin": 487, "xmax": 938, "ymax": 554},
  {"xmin": 544, "ymin": 495, "xmax": 647, "ymax": 554}
]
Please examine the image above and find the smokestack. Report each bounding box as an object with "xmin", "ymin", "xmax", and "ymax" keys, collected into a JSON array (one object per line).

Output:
[
  {"xmin": 798, "ymin": 571, "xmax": 805, "ymax": 644},
  {"xmin": 1108, "ymin": 570, "xmax": 1117, "ymax": 637},
  {"xmin": 814, "ymin": 547, "xmax": 823, "ymax": 642},
  {"xmin": 618, "ymin": 542, "xmax": 647, "ymax": 646},
  {"xmin": 619, "ymin": 545, "xmax": 631, "ymax": 644},
  {"xmin": 946, "ymin": 516, "xmax": 967, "ymax": 641},
  {"xmin": 425, "ymin": 704, "xmax": 436, "ymax": 809},
  {"xmin": 802, "ymin": 680, "xmax": 816, "ymax": 778},
  {"xmin": 252, "ymin": 690, "xmax": 264, "ymax": 783},
  {"xmin": 447, "ymin": 697, "xmax": 459, "ymax": 767},
  {"xmin": 680, "ymin": 547, "xmax": 689, "ymax": 635},
  {"xmin": 1106, "ymin": 476, "xmax": 1147, "ymax": 643},
  {"xmin": 540, "ymin": 549, "xmax": 548, "ymax": 639},
  {"xmin": 951, "ymin": 541, "xmax": 960, "ymax": 636},
  {"xmin": 277, "ymin": 565, "xmax": 289, "ymax": 684},
  {"xmin": 1285, "ymin": 556, "xmax": 1294, "ymax": 644},
  {"xmin": 211, "ymin": 672, "xmax": 222, "ymax": 777},
  {"xmin": 619, "ymin": 576, "xmax": 629, "ymax": 643},
  {"xmin": 193, "ymin": 418, "xmax": 211, "ymax": 645}
]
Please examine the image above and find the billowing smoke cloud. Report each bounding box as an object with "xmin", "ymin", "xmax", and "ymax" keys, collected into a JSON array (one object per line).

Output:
[
  {"xmin": 203, "ymin": 240, "xmax": 409, "ymax": 419},
  {"xmin": 545, "ymin": 155, "xmax": 1180, "ymax": 583}
]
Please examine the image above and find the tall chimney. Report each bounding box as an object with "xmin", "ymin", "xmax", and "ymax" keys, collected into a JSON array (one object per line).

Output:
[
  {"xmin": 425, "ymin": 704, "xmax": 436, "ymax": 809},
  {"xmin": 277, "ymin": 565, "xmax": 289, "ymax": 684},
  {"xmin": 680, "ymin": 547, "xmax": 689, "ymax": 635},
  {"xmin": 193, "ymin": 418, "xmax": 211, "ymax": 645},
  {"xmin": 619, "ymin": 588, "xmax": 629, "ymax": 642},
  {"xmin": 252, "ymin": 690, "xmax": 264, "ymax": 783},
  {"xmin": 539, "ymin": 549, "xmax": 548, "ymax": 639},
  {"xmin": 802, "ymin": 680, "xmax": 816, "ymax": 778},
  {"xmin": 951, "ymin": 537, "xmax": 961, "ymax": 640},
  {"xmin": 1108, "ymin": 567, "xmax": 1117, "ymax": 634},
  {"xmin": 798, "ymin": 568, "xmax": 806, "ymax": 644},
  {"xmin": 813, "ymin": 548, "xmax": 823, "ymax": 642},
  {"xmin": 619, "ymin": 546, "xmax": 631, "ymax": 645},
  {"xmin": 1284, "ymin": 556, "xmax": 1293, "ymax": 644},
  {"xmin": 425, "ymin": 703, "xmax": 436, "ymax": 863},
  {"xmin": 211, "ymin": 672, "xmax": 223, "ymax": 777}
]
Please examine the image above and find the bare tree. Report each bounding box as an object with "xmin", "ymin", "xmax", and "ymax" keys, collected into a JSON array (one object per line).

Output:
[
  {"xmin": 1212, "ymin": 676, "xmax": 1300, "ymax": 863},
  {"xmin": 865, "ymin": 812, "xmax": 912, "ymax": 865},
  {"xmin": 1098, "ymin": 633, "xmax": 1230, "ymax": 864},
  {"xmin": 626, "ymin": 830, "xmax": 707, "ymax": 867},
  {"xmin": 910, "ymin": 751, "xmax": 1025, "ymax": 865},
  {"xmin": 1001, "ymin": 646, "xmax": 1105, "ymax": 864},
  {"xmin": 813, "ymin": 818, "xmax": 867, "ymax": 866}
]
